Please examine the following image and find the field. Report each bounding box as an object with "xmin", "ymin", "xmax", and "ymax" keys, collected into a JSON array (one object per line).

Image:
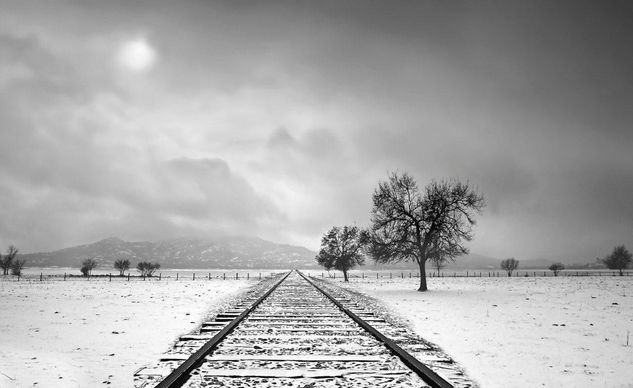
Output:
[
  {"xmin": 0, "ymin": 277, "xmax": 253, "ymax": 387},
  {"xmin": 335, "ymin": 275, "xmax": 633, "ymax": 388},
  {"xmin": 2, "ymin": 271, "xmax": 631, "ymax": 388}
]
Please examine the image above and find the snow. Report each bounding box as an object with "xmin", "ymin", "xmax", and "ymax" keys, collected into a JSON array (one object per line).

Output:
[
  {"xmin": 0, "ymin": 278, "xmax": 252, "ymax": 387},
  {"xmin": 335, "ymin": 275, "xmax": 633, "ymax": 388}
]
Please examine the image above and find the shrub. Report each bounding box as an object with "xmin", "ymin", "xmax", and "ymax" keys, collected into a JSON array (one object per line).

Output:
[
  {"xmin": 500, "ymin": 257, "xmax": 519, "ymax": 277},
  {"xmin": 137, "ymin": 261, "xmax": 160, "ymax": 277},
  {"xmin": 80, "ymin": 258, "xmax": 98, "ymax": 277},
  {"xmin": 11, "ymin": 259, "xmax": 26, "ymax": 276},
  {"xmin": 549, "ymin": 262, "xmax": 565, "ymax": 276},
  {"xmin": 114, "ymin": 259, "xmax": 131, "ymax": 276}
]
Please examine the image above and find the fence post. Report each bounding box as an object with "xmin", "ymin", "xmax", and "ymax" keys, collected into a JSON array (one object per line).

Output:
[
  {"xmin": 177, "ymin": 273, "xmax": 179, "ymax": 280},
  {"xmin": 109, "ymin": 273, "xmax": 111, "ymax": 282},
  {"xmin": 247, "ymin": 273, "xmax": 250, "ymax": 280},
  {"xmin": 64, "ymin": 272, "xmax": 66, "ymax": 281},
  {"xmin": 40, "ymin": 272, "xmax": 43, "ymax": 281},
  {"xmin": 236, "ymin": 273, "xmax": 239, "ymax": 280},
  {"xmin": 159, "ymin": 273, "xmax": 162, "ymax": 280},
  {"xmin": 208, "ymin": 273, "xmax": 211, "ymax": 280},
  {"xmin": 377, "ymin": 273, "xmax": 379, "ymax": 279},
  {"xmin": 128, "ymin": 273, "xmax": 130, "ymax": 281},
  {"xmin": 223, "ymin": 273, "xmax": 226, "ymax": 280},
  {"xmin": 193, "ymin": 273, "xmax": 196, "ymax": 281}
]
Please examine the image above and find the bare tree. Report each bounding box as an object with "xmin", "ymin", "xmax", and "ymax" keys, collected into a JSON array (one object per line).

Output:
[
  {"xmin": 11, "ymin": 259, "xmax": 26, "ymax": 276},
  {"xmin": 80, "ymin": 258, "xmax": 98, "ymax": 277},
  {"xmin": 603, "ymin": 245, "xmax": 632, "ymax": 276},
  {"xmin": 501, "ymin": 257, "xmax": 519, "ymax": 277},
  {"xmin": 1, "ymin": 245, "xmax": 18, "ymax": 275},
  {"xmin": 315, "ymin": 225, "xmax": 368, "ymax": 282},
  {"xmin": 549, "ymin": 262, "xmax": 565, "ymax": 276},
  {"xmin": 367, "ymin": 172, "xmax": 485, "ymax": 291},
  {"xmin": 114, "ymin": 259, "xmax": 131, "ymax": 276},
  {"xmin": 137, "ymin": 262, "xmax": 160, "ymax": 277}
]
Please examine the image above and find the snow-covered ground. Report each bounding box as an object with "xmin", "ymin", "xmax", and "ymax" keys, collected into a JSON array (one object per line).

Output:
[
  {"xmin": 0, "ymin": 278, "xmax": 252, "ymax": 387},
  {"xmin": 335, "ymin": 276, "xmax": 633, "ymax": 388}
]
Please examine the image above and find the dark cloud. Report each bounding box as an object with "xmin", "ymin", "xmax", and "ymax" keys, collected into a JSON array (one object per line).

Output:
[{"xmin": 0, "ymin": 0, "xmax": 631, "ymax": 261}]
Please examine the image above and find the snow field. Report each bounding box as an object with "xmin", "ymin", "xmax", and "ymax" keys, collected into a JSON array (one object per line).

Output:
[
  {"xmin": 0, "ymin": 278, "xmax": 253, "ymax": 387},
  {"xmin": 335, "ymin": 276, "xmax": 633, "ymax": 388}
]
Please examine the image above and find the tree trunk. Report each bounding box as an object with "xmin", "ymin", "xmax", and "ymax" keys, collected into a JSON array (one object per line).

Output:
[
  {"xmin": 343, "ymin": 270, "xmax": 349, "ymax": 282},
  {"xmin": 417, "ymin": 260, "xmax": 427, "ymax": 291}
]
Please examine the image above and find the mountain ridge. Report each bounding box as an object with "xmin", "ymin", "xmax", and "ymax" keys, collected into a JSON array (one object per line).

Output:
[{"xmin": 18, "ymin": 236, "xmax": 319, "ymax": 269}]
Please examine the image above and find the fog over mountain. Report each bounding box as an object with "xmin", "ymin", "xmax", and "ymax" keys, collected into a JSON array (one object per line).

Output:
[
  {"xmin": 18, "ymin": 237, "xmax": 318, "ymax": 270},
  {"xmin": 17, "ymin": 237, "xmax": 601, "ymax": 271}
]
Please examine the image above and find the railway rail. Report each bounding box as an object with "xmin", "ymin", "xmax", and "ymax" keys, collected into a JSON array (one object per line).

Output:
[{"xmin": 135, "ymin": 270, "xmax": 473, "ymax": 388}]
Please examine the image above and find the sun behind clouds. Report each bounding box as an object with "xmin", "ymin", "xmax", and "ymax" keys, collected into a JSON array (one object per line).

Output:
[{"xmin": 116, "ymin": 37, "xmax": 157, "ymax": 71}]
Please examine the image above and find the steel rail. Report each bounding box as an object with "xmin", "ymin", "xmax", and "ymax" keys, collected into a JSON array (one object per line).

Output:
[
  {"xmin": 297, "ymin": 270, "xmax": 454, "ymax": 388},
  {"xmin": 155, "ymin": 271, "xmax": 292, "ymax": 388}
]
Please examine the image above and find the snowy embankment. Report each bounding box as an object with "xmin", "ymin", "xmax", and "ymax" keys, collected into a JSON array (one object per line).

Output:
[
  {"xmin": 0, "ymin": 278, "xmax": 252, "ymax": 387},
  {"xmin": 336, "ymin": 276, "xmax": 632, "ymax": 388}
]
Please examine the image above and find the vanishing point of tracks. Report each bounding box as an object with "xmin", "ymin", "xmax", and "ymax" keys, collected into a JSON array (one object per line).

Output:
[{"xmin": 135, "ymin": 271, "xmax": 468, "ymax": 388}]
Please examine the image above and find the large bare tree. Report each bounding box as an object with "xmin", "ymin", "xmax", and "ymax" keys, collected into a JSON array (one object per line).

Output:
[
  {"xmin": 316, "ymin": 225, "xmax": 368, "ymax": 282},
  {"xmin": 368, "ymin": 172, "xmax": 485, "ymax": 291}
]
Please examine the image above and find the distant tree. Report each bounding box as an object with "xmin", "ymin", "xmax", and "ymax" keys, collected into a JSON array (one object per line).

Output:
[
  {"xmin": 367, "ymin": 172, "xmax": 485, "ymax": 291},
  {"xmin": 80, "ymin": 258, "xmax": 98, "ymax": 277},
  {"xmin": 137, "ymin": 262, "xmax": 160, "ymax": 277},
  {"xmin": 1, "ymin": 245, "xmax": 18, "ymax": 275},
  {"xmin": 549, "ymin": 262, "xmax": 565, "ymax": 276},
  {"xmin": 315, "ymin": 225, "xmax": 368, "ymax": 282},
  {"xmin": 11, "ymin": 259, "xmax": 26, "ymax": 276},
  {"xmin": 603, "ymin": 245, "xmax": 632, "ymax": 276},
  {"xmin": 500, "ymin": 257, "xmax": 519, "ymax": 277},
  {"xmin": 114, "ymin": 259, "xmax": 131, "ymax": 276}
]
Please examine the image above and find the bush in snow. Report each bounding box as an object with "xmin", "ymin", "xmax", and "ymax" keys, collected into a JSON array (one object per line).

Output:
[
  {"xmin": 500, "ymin": 257, "xmax": 519, "ymax": 277},
  {"xmin": 137, "ymin": 261, "xmax": 160, "ymax": 277},
  {"xmin": 549, "ymin": 262, "xmax": 565, "ymax": 276},
  {"xmin": 1, "ymin": 245, "xmax": 19, "ymax": 275},
  {"xmin": 603, "ymin": 245, "xmax": 632, "ymax": 276},
  {"xmin": 80, "ymin": 258, "xmax": 98, "ymax": 277},
  {"xmin": 114, "ymin": 259, "xmax": 131, "ymax": 276},
  {"xmin": 11, "ymin": 258, "xmax": 26, "ymax": 276}
]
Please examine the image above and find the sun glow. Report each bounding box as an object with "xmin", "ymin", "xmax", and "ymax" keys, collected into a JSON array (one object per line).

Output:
[{"xmin": 116, "ymin": 37, "xmax": 156, "ymax": 71}]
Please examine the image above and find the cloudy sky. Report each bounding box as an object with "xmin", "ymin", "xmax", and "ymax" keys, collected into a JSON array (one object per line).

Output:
[{"xmin": 0, "ymin": 0, "xmax": 631, "ymax": 262}]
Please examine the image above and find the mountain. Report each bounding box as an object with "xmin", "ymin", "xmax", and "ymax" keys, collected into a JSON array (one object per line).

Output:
[{"xmin": 18, "ymin": 237, "xmax": 319, "ymax": 269}]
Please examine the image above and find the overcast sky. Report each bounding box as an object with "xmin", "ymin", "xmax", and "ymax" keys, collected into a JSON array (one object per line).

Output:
[{"xmin": 0, "ymin": 0, "xmax": 631, "ymax": 262}]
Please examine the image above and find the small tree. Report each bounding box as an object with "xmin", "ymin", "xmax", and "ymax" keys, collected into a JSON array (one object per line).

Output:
[
  {"xmin": 549, "ymin": 262, "xmax": 565, "ymax": 276},
  {"xmin": 315, "ymin": 225, "xmax": 368, "ymax": 282},
  {"xmin": 604, "ymin": 245, "xmax": 632, "ymax": 276},
  {"xmin": 11, "ymin": 259, "xmax": 26, "ymax": 276},
  {"xmin": 1, "ymin": 245, "xmax": 18, "ymax": 275},
  {"xmin": 114, "ymin": 259, "xmax": 131, "ymax": 276},
  {"xmin": 501, "ymin": 257, "xmax": 519, "ymax": 277},
  {"xmin": 137, "ymin": 262, "xmax": 160, "ymax": 277},
  {"xmin": 80, "ymin": 258, "xmax": 98, "ymax": 277}
]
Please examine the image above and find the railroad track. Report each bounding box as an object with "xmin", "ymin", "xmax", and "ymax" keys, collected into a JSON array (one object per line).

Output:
[{"xmin": 135, "ymin": 270, "xmax": 473, "ymax": 388}]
